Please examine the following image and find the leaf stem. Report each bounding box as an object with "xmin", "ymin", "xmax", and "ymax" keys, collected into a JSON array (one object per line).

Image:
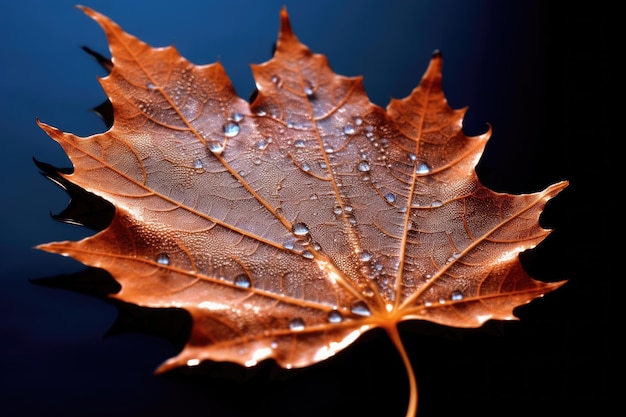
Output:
[{"xmin": 385, "ymin": 325, "xmax": 418, "ymax": 417}]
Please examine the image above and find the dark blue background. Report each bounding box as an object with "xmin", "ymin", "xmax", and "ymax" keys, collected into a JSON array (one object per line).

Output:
[{"xmin": 0, "ymin": 1, "xmax": 611, "ymax": 416}]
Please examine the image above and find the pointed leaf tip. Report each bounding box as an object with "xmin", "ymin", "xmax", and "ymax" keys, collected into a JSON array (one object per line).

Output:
[{"xmin": 279, "ymin": 6, "xmax": 294, "ymax": 40}]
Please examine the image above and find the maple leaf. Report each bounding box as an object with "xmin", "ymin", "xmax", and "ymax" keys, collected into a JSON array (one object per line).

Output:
[{"xmin": 36, "ymin": 6, "xmax": 568, "ymax": 416}]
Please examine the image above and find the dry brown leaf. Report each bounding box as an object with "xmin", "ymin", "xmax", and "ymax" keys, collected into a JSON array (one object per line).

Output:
[{"xmin": 36, "ymin": 6, "xmax": 567, "ymax": 416}]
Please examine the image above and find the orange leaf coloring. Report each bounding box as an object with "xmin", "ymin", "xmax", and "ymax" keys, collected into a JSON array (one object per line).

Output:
[{"xmin": 36, "ymin": 6, "xmax": 568, "ymax": 416}]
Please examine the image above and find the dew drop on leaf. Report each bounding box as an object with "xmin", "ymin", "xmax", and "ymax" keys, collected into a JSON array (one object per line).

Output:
[
  {"xmin": 255, "ymin": 139, "xmax": 268, "ymax": 150},
  {"xmin": 156, "ymin": 253, "xmax": 170, "ymax": 265},
  {"xmin": 327, "ymin": 310, "xmax": 343, "ymax": 323},
  {"xmin": 359, "ymin": 251, "xmax": 372, "ymax": 262},
  {"xmin": 416, "ymin": 162, "xmax": 430, "ymax": 174},
  {"xmin": 234, "ymin": 274, "xmax": 252, "ymax": 288},
  {"xmin": 357, "ymin": 160, "xmax": 371, "ymax": 172},
  {"xmin": 384, "ymin": 192, "xmax": 396, "ymax": 203},
  {"xmin": 223, "ymin": 121, "xmax": 240, "ymax": 137},
  {"xmin": 450, "ymin": 290, "xmax": 463, "ymax": 301},
  {"xmin": 292, "ymin": 222, "xmax": 310, "ymax": 236},
  {"xmin": 289, "ymin": 317, "xmax": 305, "ymax": 331},
  {"xmin": 351, "ymin": 301, "xmax": 371, "ymax": 316},
  {"xmin": 208, "ymin": 141, "xmax": 224, "ymax": 155}
]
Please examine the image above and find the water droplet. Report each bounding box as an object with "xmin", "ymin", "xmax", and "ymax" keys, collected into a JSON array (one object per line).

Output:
[
  {"xmin": 304, "ymin": 83, "xmax": 314, "ymax": 96},
  {"xmin": 283, "ymin": 240, "xmax": 294, "ymax": 250},
  {"xmin": 359, "ymin": 251, "xmax": 372, "ymax": 262},
  {"xmin": 384, "ymin": 192, "xmax": 396, "ymax": 203},
  {"xmin": 416, "ymin": 162, "xmax": 430, "ymax": 174},
  {"xmin": 355, "ymin": 117, "xmax": 363, "ymax": 126},
  {"xmin": 328, "ymin": 310, "xmax": 343, "ymax": 324},
  {"xmin": 208, "ymin": 141, "xmax": 224, "ymax": 155},
  {"xmin": 234, "ymin": 274, "xmax": 252, "ymax": 288},
  {"xmin": 231, "ymin": 112, "xmax": 244, "ymax": 122},
  {"xmin": 451, "ymin": 290, "xmax": 463, "ymax": 301},
  {"xmin": 255, "ymin": 139, "xmax": 268, "ymax": 150},
  {"xmin": 194, "ymin": 159, "xmax": 204, "ymax": 169},
  {"xmin": 271, "ymin": 75, "xmax": 281, "ymax": 85},
  {"xmin": 343, "ymin": 125, "xmax": 355, "ymax": 135},
  {"xmin": 319, "ymin": 161, "xmax": 328, "ymax": 169},
  {"xmin": 408, "ymin": 152, "xmax": 417, "ymax": 162},
  {"xmin": 333, "ymin": 206, "xmax": 342, "ymax": 216},
  {"xmin": 324, "ymin": 145, "xmax": 334, "ymax": 154},
  {"xmin": 430, "ymin": 200, "xmax": 443, "ymax": 207},
  {"xmin": 223, "ymin": 121, "xmax": 240, "ymax": 137},
  {"xmin": 147, "ymin": 82, "xmax": 156, "ymax": 91},
  {"xmin": 357, "ymin": 160, "xmax": 371, "ymax": 172},
  {"xmin": 344, "ymin": 205, "xmax": 353, "ymax": 213},
  {"xmin": 253, "ymin": 158, "xmax": 262, "ymax": 165},
  {"xmin": 351, "ymin": 301, "xmax": 371, "ymax": 317},
  {"xmin": 294, "ymin": 139, "xmax": 306, "ymax": 148},
  {"xmin": 156, "ymin": 253, "xmax": 170, "ymax": 265},
  {"xmin": 310, "ymin": 194, "xmax": 318, "ymax": 200},
  {"xmin": 289, "ymin": 317, "xmax": 305, "ymax": 331},
  {"xmin": 301, "ymin": 250, "xmax": 314, "ymax": 259},
  {"xmin": 301, "ymin": 162, "xmax": 311, "ymax": 172},
  {"xmin": 292, "ymin": 222, "xmax": 310, "ymax": 236},
  {"xmin": 362, "ymin": 288, "xmax": 375, "ymax": 297},
  {"xmin": 186, "ymin": 358, "xmax": 200, "ymax": 366}
]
